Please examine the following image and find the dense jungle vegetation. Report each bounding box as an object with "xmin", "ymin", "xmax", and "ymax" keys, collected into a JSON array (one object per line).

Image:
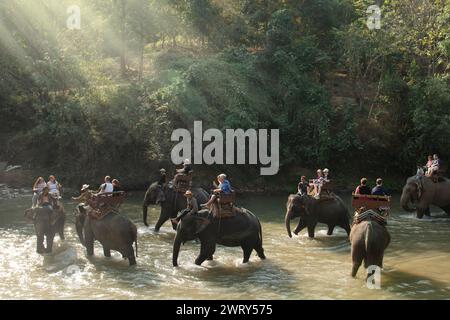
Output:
[{"xmin": 1, "ymin": 0, "xmax": 450, "ymax": 191}]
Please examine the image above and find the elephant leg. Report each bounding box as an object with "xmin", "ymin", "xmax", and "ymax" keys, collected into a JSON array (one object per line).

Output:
[
  {"xmin": 341, "ymin": 221, "xmax": 351, "ymax": 236},
  {"xmin": 441, "ymin": 205, "xmax": 450, "ymax": 216},
  {"xmin": 207, "ymin": 255, "xmax": 213, "ymax": 261},
  {"xmin": 416, "ymin": 207, "xmax": 429, "ymax": 219},
  {"xmin": 36, "ymin": 233, "xmax": 45, "ymax": 254},
  {"xmin": 103, "ymin": 247, "xmax": 111, "ymax": 257},
  {"xmin": 128, "ymin": 254, "xmax": 136, "ymax": 266},
  {"xmin": 84, "ymin": 232, "xmax": 94, "ymax": 256},
  {"xmin": 58, "ymin": 220, "xmax": 65, "ymax": 240},
  {"xmin": 307, "ymin": 223, "xmax": 316, "ymax": 238},
  {"xmin": 195, "ymin": 243, "xmax": 216, "ymax": 266},
  {"xmin": 46, "ymin": 232, "xmax": 55, "ymax": 254},
  {"xmin": 154, "ymin": 214, "xmax": 169, "ymax": 232},
  {"xmin": 254, "ymin": 241, "xmax": 266, "ymax": 260},
  {"xmin": 327, "ymin": 225, "xmax": 335, "ymax": 236},
  {"xmin": 143, "ymin": 205, "xmax": 149, "ymax": 227},
  {"xmin": 242, "ymin": 244, "xmax": 253, "ymax": 264},
  {"xmin": 125, "ymin": 246, "xmax": 136, "ymax": 266},
  {"xmin": 293, "ymin": 219, "xmax": 307, "ymax": 235},
  {"xmin": 351, "ymin": 247, "xmax": 364, "ymax": 278}
]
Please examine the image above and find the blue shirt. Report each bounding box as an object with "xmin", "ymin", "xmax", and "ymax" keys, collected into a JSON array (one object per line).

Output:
[
  {"xmin": 372, "ymin": 185, "xmax": 389, "ymax": 196},
  {"xmin": 219, "ymin": 180, "xmax": 232, "ymax": 194}
]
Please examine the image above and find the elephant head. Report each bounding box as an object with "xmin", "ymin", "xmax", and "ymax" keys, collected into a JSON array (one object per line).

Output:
[
  {"xmin": 400, "ymin": 177, "xmax": 422, "ymax": 213},
  {"xmin": 285, "ymin": 194, "xmax": 309, "ymax": 238},
  {"xmin": 24, "ymin": 208, "xmax": 35, "ymax": 223},
  {"xmin": 24, "ymin": 206, "xmax": 54, "ymax": 224},
  {"xmin": 74, "ymin": 206, "xmax": 87, "ymax": 245},
  {"xmin": 172, "ymin": 211, "xmax": 210, "ymax": 267},
  {"xmin": 145, "ymin": 182, "xmax": 165, "ymax": 205}
]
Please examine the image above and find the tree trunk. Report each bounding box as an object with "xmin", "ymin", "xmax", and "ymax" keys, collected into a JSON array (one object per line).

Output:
[
  {"xmin": 138, "ymin": 36, "xmax": 144, "ymax": 82},
  {"xmin": 119, "ymin": 0, "xmax": 127, "ymax": 78}
]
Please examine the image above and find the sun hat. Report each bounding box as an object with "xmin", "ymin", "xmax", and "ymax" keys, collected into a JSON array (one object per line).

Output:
[{"xmin": 81, "ymin": 184, "xmax": 90, "ymax": 191}]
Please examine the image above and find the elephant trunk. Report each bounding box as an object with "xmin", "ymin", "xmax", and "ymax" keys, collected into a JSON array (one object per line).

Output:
[
  {"xmin": 285, "ymin": 210, "xmax": 293, "ymax": 238},
  {"xmin": 400, "ymin": 191, "xmax": 416, "ymax": 212},
  {"xmin": 173, "ymin": 234, "xmax": 182, "ymax": 267},
  {"xmin": 75, "ymin": 215, "xmax": 85, "ymax": 246}
]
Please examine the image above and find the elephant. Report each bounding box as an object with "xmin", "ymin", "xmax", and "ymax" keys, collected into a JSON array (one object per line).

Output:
[
  {"xmin": 172, "ymin": 208, "xmax": 266, "ymax": 267},
  {"xmin": 24, "ymin": 205, "xmax": 65, "ymax": 254},
  {"xmin": 142, "ymin": 182, "xmax": 210, "ymax": 231},
  {"xmin": 285, "ymin": 194, "xmax": 351, "ymax": 238},
  {"xmin": 75, "ymin": 207, "xmax": 138, "ymax": 266},
  {"xmin": 400, "ymin": 175, "xmax": 450, "ymax": 218},
  {"xmin": 349, "ymin": 220, "xmax": 390, "ymax": 278}
]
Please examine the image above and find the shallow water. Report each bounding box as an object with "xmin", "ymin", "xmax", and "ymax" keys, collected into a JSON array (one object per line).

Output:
[{"xmin": 1, "ymin": 193, "xmax": 450, "ymax": 300}]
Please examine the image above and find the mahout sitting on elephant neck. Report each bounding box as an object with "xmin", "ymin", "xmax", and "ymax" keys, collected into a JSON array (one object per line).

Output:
[{"xmin": 143, "ymin": 181, "xmax": 209, "ymax": 230}]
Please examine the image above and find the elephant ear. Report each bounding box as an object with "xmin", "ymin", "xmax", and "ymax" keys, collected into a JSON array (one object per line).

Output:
[
  {"xmin": 414, "ymin": 179, "xmax": 423, "ymax": 200},
  {"xmin": 194, "ymin": 216, "xmax": 210, "ymax": 235},
  {"xmin": 24, "ymin": 208, "xmax": 35, "ymax": 223},
  {"xmin": 49, "ymin": 210, "xmax": 62, "ymax": 226}
]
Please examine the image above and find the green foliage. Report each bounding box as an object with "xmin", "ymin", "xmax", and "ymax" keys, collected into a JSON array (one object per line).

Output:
[{"xmin": 1, "ymin": 0, "xmax": 450, "ymax": 189}]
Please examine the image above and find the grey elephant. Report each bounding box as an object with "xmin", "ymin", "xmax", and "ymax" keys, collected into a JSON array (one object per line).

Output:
[
  {"xmin": 285, "ymin": 194, "xmax": 351, "ymax": 238},
  {"xmin": 349, "ymin": 220, "xmax": 390, "ymax": 278},
  {"xmin": 24, "ymin": 205, "xmax": 65, "ymax": 254},
  {"xmin": 172, "ymin": 208, "xmax": 266, "ymax": 267},
  {"xmin": 142, "ymin": 182, "xmax": 209, "ymax": 231},
  {"xmin": 75, "ymin": 207, "xmax": 138, "ymax": 266},
  {"xmin": 401, "ymin": 175, "xmax": 450, "ymax": 218}
]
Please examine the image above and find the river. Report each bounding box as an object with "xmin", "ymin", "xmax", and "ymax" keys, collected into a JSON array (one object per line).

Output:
[{"xmin": 0, "ymin": 193, "xmax": 449, "ymax": 300}]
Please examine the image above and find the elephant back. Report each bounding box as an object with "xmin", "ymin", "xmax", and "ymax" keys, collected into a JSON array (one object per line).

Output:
[{"xmin": 211, "ymin": 192, "xmax": 237, "ymax": 219}]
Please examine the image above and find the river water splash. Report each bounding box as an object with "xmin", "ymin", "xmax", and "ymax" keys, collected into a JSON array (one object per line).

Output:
[{"xmin": 1, "ymin": 193, "xmax": 450, "ymax": 299}]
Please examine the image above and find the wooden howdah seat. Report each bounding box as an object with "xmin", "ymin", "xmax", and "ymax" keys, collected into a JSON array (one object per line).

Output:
[
  {"xmin": 212, "ymin": 191, "xmax": 236, "ymax": 218},
  {"xmin": 86, "ymin": 191, "xmax": 125, "ymax": 220},
  {"xmin": 308, "ymin": 179, "xmax": 333, "ymax": 198},
  {"xmin": 87, "ymin": 191, "xmax": 125, "ymax": 210},
  {"xmin": 173, "ymin": 173, "xmax": 193, "ymax": 193},
  {"xmin": 353, "ymin": 208, "xmax": 388, "ymax": 226},
  {"xmin": 351, "ymin": 193, "xmax": 391, "ymax": 211}
]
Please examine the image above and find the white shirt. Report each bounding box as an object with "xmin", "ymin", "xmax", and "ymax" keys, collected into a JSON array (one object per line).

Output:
[
  {"xmin": 47, "ymin": 181, "xmax": 60, "ymax": 195},
  {"xmin": 100, "ymin": 182, "xmax": 114, "ymax": 193},
  {"xmin": 34, "ymin": 181, "xmax": 47, "ymax": 193}
]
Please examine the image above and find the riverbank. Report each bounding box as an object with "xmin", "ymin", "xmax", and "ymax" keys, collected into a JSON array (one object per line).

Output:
[{"xmin": 0, "ymin": 163, "xmax": 409, "ymax": 198}]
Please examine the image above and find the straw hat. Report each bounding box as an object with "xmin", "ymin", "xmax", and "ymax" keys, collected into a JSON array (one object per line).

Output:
[{"xmin": 81, "ymin": 184, "xmax": 90, "ymax": 191}]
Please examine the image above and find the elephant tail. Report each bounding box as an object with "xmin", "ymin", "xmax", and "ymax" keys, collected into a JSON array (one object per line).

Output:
[
  {"xmin": 258, "ymin": 220, "xmax": 263, "ymax": 248},
  {"xmin": 364, "ymin": 221, "xmax": 374, "ymax": 267}
]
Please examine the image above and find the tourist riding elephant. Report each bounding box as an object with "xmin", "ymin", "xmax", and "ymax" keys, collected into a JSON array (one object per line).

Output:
[
  {"xmin": 400, "ymin": 175, "xmax": 450, "ymax": 218},
  {"xmin": 24, "ymin": 205, "xmax": 65, "ymax": 254},
  {"xmin": 172, "ymin": 208, "xmax": 266, "ymax": 267},
  {"xmin": 350, "ymin": 220, "xmax": 390, "ymax": 278},
  {"xmin": 75, "ymin": 207, "xmax": 138, "ymax": 265},
  {"xmin": 285, "ymin": 194, "xmax": 351, "ymax": 238},
  {"xmin": 142, "ymin": 182, "xmax": 210, "ymax": 231}
]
